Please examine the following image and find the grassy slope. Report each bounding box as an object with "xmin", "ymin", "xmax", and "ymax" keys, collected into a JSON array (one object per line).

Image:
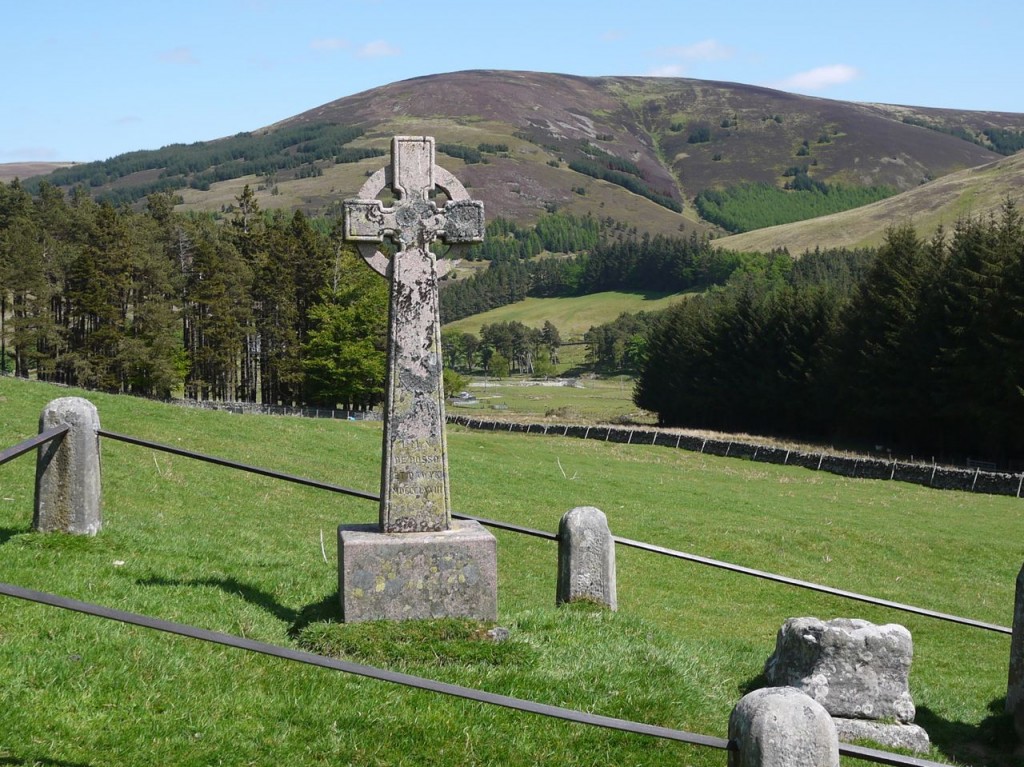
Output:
[
  {"xmin": 443, "ymin": 290, "xmax": 692, "ymax": 340},
  {"xmin": 0, "ymin": 377, "xmax": 1020, "ymax": 765},
  {"xmin": 717, "ymin": 151, "xmax": 1024, "ymax": 254}
]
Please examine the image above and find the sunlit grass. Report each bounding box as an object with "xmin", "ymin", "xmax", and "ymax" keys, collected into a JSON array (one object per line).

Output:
[{"xmin": 0, "ymin": 376, "xmax": 1020, "ymax": 765}]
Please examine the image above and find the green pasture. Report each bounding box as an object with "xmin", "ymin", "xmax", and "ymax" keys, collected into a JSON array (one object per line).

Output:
[
  {"xmin": 452, "ymin": 377, "xmax": 652, "ymax": 423},
  {"xmin": 0, "ymin": 376, "xmax": 1021, "ymax": 765},
  {"xmin": 443, "ymin": 290, "xmax": 692, "ymax": 340}
]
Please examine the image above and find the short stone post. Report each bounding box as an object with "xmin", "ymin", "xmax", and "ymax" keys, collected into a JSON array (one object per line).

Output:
[
  {"xmin": 1007, "ymin": 562, "xmax": 1024, "ymax": 737},
  {"xmin": 556, "ymin": 506, "xmax": 616, "ymax": 610},
  {"xmin": 34, "ymin": 397, "xmax": 102, "ymax": 535},
  {"xmin": 729, "ymin": 687, "xmax": 839, "ymax": 767}
]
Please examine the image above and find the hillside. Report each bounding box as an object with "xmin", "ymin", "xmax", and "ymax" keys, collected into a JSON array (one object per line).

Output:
[
  {"xmin": 23, "ymin": 70, "xmax": 1024, "ymax": 241},
  {"xmin": 717, "ymin": 150, "xmax": 1024, "ymax": 253},
  {"xmin": 442, "ymin": 290, "xmax": 691, "ymax": 339},
  {"xmin": 0, "ymin": 162, "xmax": 74, "ymax": 182}
]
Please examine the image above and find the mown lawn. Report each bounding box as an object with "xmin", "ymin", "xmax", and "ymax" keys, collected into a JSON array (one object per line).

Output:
[{"xmin": 0, "ymin": 376, "xmax": 1020, "ymax": 766}]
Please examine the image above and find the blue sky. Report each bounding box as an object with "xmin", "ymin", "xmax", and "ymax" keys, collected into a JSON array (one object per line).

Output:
[{"xmin": 3, "ymin": 0, "xmax": 1022, "ymax": 163}]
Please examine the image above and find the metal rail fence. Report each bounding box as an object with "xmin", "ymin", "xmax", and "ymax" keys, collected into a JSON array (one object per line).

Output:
[{"xmin": 0, "ymin": 424, "xmax": 990, "ymax": 766}]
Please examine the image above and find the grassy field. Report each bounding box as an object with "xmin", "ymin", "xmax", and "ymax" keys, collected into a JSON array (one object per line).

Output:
[
  {"xmin": 443, "ymin": 290, "xmax": 692, "ymax": 340},
  {"xmin": 1, "ymin": 376, "xmax": 1021, "ymax": 765},
  {"xmin": 452, "ymin": 377, "xmax": 653, "ymax": 424}
]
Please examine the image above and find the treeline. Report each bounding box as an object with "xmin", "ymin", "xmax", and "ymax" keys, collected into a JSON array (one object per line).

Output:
[
  {"xmin": 695, "ymin": 179, "xmax": 896, "ymax": 234},
  {"xmin": 441, "ymin": 222, "xmax": 763, "ymax": 322},
  {"xmin": 443, "ymin": 320, "xmax": 562, "ymax": 378},
  {"xmin": 568, "ymin": 140, "xmax": 682, "ymax": 212},
  {"xmin": 636, "ymin": 204, "xmax": 1024, "ymax": 463},
  {"xmin": 901, "ymin": 118, "xmax": 1024, "ymax": 157},
  {"xmin": 462, "ymin": 213, "xmax": 600, "ymax": 261},
  {"xmin": 436, "ymin": 142, "xmax": 509, "ymax": 165},
  {"xmin": 24, "ymin": 124, "xmax": 380, "ymax": 206},
  {"xmin": 0, "ymin": 180, "xmax": 387, "ymax": 409}
]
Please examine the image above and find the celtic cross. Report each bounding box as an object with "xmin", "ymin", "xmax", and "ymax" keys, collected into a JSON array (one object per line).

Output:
[{"xmin": 343, "ymin": 136, "xmax": 484, "ymax": 533}]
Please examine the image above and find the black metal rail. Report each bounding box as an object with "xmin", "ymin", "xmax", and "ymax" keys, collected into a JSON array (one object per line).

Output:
[
  {"xmin": 94, "ymin": 429, "xmax": 1011, "ymax": 635},
  {"xmin": 0, "ymin": 581, "xmax": 952, "ymax": 767},
  {"xmin": 613, "ymin": 536, "xmax": 1011, "ymax": 635},
  {"xmin": 0, "ymin": 581, "xmax": 730, "ymax": 751},
  {"xmin": 98, "ymin": 429, "xmax": 377, "ymax": 501},
  {"xmin": 0, "ymin": 425, "xmax": 69, "ymax": 467}
]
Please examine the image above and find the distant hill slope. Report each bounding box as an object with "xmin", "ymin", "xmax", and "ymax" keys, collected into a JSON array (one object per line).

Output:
[
  {"xmin": 0, "ymin": 162, "xmax": 74, "ymax": 182},
  {"xmin": 20, "ymin": 70, "xmax": 1024, "ymax": 242},
  {"xmin": 717, "ymin": 150, "xmax": 1024, "ymax": 253}
]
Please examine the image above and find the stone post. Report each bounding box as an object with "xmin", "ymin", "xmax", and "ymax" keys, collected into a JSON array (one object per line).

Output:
[
  {"xmin": 556, "ymin": 506, "xmax": 616, "ymax": 610},
  {"xmin": 1008, "ymin": 562, "xmax": 1024, "ymax": 737},
  {"xmin": 34, "ymin": 397, "xmax": 102, "ymax": 535},
  {"xmin": 729, "ymin": 687, "xmax": 839, "ymax": 767}
]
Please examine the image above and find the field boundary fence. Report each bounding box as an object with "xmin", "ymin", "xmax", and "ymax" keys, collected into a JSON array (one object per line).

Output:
[{"xmin": 448, "ymin": 416, "xmax": 1024, "ymax": 498}]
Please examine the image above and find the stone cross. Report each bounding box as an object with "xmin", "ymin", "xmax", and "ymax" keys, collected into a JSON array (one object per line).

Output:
[{"xmin": 344, "ymin": 136, "xmax": 484, "ymax": 533}]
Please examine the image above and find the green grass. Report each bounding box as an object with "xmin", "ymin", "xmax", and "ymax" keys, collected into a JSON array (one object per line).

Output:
[
  {"xmin": 453, "ymin": 377, "xmax": 652, "ymax": 423},
  {"xmin": 443, "ymin": 290, "xmax": 692, "ymax": 340},
  {"xmin": 1, "ymin": 376, "xmax": 1021, "ymax": 765}
]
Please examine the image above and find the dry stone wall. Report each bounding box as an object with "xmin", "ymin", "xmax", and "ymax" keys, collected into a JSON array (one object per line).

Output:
[{"xmin": 447, "ymin": 416, "xmax": 1024, "ymax": 499}]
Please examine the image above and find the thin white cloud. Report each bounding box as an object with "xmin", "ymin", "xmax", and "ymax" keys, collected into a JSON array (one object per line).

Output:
[
  {"xmin": 311, "ymin": 37, "xmax": 349, "ymax": 52},
  {"xmin": 114, "ymin": 116, "xmax": 143, "ymax": 126},
  {"xmin": 601, "ymin": 30, "xmax": 625, "ymax": 42},
  {"xmin": 647, "ymin": 64, "xmax": 686, "ymax": 78},
  {"xmin": 773, "ymin": 64, "xmax": 860, "ymax": 92},
  {"xmin": 357, "ymin": 40, "xmax": 400, "ymax": 58},
  {"xmin": 159, "ymin": 46, "xmax": 199, "ymax": 65},
  {"xmin": 660, "ymin": 39, "xmax": 734, "ymax": 62}
]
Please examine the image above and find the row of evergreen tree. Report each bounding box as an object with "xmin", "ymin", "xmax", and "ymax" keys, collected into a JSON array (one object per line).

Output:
[
  {"xmin": 636, "ymin": 204, "xmax": 1024, "ymax": 463},
  {"xmin": 441, "ymin": 225, "xmax": 756, "ymax": 323},
  {"xmin": 0, "ymin": 180, "xmax": 388, "ymax": 409}
]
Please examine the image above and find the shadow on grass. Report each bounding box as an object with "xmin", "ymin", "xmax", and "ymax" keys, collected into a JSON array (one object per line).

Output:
[
  {"xmin": 0, "ymin": 758, "xmax": 94, "ymax": 766},
  {"xmin": 916, "ymin": 698, "xmax": 1022, "ymax": 767},
  {"xmin": 136, "ymin": 574, "xmax": 339, "ymax": 635},
  {"xmin": 0, "ymin": 526, "xmax": 30, "ymax": 547},
  {"xmin": 738, "ymin": 671, "xmax": 767, "ymax": 696}
]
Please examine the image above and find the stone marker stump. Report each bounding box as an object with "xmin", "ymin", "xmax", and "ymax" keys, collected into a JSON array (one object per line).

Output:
[
  {"xmin": 1007, "ymin": 562, "xmax": 1024, "ymax": 738},
  {"xmin": 729, "ymin": 687, "xmax": 839, "ymax": 767},
  {"xmin": 764, "ymin": 617, "xmax": 929, "ymax": 753},
  {"xmin": 34, "ymin": 397, "xmax": 102, "ymax": 535},
  {"xmin": 338, "ymin": 136, "xmax": 496, "ymax": 622},
  {"xmin": 556, "ymin": 506, "xmax": 617, "ymax": 610}
]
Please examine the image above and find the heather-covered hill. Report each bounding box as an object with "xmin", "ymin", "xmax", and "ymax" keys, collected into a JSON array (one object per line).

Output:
[{"xmin": 24, "ymin": 70, "xmax": 1024, "ymax": 241}]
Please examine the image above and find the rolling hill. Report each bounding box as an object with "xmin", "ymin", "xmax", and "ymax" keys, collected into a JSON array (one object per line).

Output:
[
  {"xmin": 716, "ymin": 149, "xmax": 1024, "ymax": 253},
  {"xmin": 21, "ymin": 70, "xmax": 1024, "ymax": 243},
  {"xmin": 0, "ymin": 162, "xmax": 74, "ymax": 183}
]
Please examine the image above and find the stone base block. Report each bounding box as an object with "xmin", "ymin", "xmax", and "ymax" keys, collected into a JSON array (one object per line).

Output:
[
  {"xmin": 833, "ymin": 718, "xmax": 930, "ymax": 754},
  {"xmin": 338, "ymin": 519, "xmax": 497, "ymax": 622}
]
